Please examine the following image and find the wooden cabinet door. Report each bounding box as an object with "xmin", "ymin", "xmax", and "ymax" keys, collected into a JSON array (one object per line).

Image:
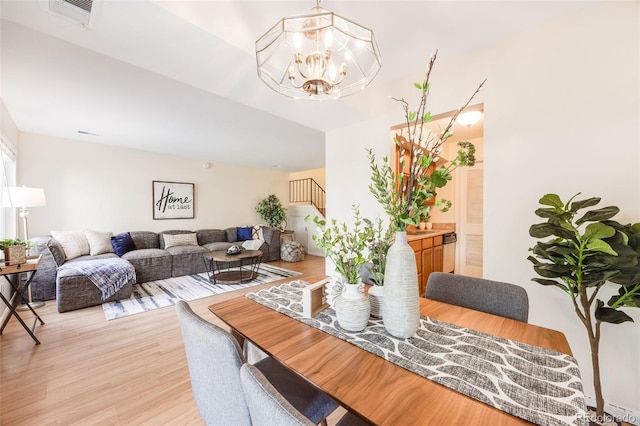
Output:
[
  {"xmin": 433, "ymin": 244, "xmax": 443, "ymax": 274},
  {"xmin": 421, "ymin": 247, "xmax": 433, "ymax": 297}
]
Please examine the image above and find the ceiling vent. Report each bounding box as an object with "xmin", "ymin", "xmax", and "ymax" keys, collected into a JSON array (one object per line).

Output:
[{"xmin": 48, "ymin": 0, "xmax": 93, "ymax": 26}]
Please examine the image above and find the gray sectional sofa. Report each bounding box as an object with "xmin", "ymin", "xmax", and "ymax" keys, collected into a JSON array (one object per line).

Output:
[{"xmin": 29, "ymin": 227, "xmax": 281, "ymax": 312}]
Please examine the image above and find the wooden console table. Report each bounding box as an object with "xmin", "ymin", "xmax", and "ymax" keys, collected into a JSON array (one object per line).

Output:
[{"xmin": 0, "ymin": 255, "xmax": 44, "ymax": 344}]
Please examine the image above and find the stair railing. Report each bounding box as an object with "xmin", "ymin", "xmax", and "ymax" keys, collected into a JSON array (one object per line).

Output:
[{"xmin": 289, "ymin": 178, "xmax": 325, "ymax": 217}]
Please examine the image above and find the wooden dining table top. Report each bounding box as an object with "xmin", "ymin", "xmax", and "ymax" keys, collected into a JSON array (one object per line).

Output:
[{"xmin": 208, "ymin": 275, "xmax": 573, "ymax": 425}]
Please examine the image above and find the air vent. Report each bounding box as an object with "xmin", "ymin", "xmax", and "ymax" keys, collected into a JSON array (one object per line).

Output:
[{"xmin": 48, "ymin": 0, "xmax": 93, "ymax": 26}]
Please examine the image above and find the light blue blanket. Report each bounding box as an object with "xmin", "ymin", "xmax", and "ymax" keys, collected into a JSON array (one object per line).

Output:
[{"xmin": 58, "ymin": 258, "xmax": 136, "ymax": 300}]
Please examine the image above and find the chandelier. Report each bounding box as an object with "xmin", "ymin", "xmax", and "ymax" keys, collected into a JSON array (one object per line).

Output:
[{"xmin": 255, "ymin": 0, "xmax": 382, "ymax": 100}]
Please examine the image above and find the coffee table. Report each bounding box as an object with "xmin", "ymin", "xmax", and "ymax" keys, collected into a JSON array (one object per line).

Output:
[{"xmin": 203, "ymin": 250, "xmax": 262, "ymax": 284}]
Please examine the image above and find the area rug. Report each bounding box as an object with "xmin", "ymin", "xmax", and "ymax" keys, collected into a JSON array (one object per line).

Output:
[{"xmin": 102, "ymin": 264, "xmax": 301, "ymax": 320}]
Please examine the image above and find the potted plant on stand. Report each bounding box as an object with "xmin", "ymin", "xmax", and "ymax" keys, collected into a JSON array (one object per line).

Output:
[
  {"xmin": 0, "ymin": 238, "xmax": 34, "ymax": 265},
  {"xmin": 368, "ymin": 50, "xmax": 483, "ymax": 338},
  {"xmin": 255, "ymin": 194, "xmax": 287, "ymax": 230},
  {"xmin": 528, "ymin": 193, "xmax": 640, "ymax": 423},
  {"xmin": 307, "ymin": 206, "xmax": 374, "ymax": 332}
]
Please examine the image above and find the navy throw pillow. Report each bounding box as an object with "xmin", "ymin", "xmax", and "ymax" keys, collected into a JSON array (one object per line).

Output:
[
  {"xmin": 111, "ymin": 232, "xmax": 136, "ymax": 256},
  {"xmin": 236, "ymin": 227, "xmax": 253, "ymax": 242}
]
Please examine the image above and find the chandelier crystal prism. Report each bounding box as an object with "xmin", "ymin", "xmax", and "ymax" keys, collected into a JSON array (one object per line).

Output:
[{"xmin": 255, "ymin": 0, "xmax": 382, "ymax": 100}]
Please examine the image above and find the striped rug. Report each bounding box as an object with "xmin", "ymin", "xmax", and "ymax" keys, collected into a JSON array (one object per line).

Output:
[{"xmin": 102, "ymin": 264, "xmax": 301, "ymax": 320}]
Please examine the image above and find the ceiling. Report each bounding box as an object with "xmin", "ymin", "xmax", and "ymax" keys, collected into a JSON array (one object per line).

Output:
[{"xmin": 0, "ymin": 0, "xmax": 596, "ymax": 172}]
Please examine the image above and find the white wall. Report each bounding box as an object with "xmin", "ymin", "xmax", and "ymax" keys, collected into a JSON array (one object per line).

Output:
[
  {"xmin": 18, "ymin": 132, "xmax": 289, "ymax": 237},
  {"xmin": 326, "ymin": 1, "xmax": 640, "ymax": 416}
]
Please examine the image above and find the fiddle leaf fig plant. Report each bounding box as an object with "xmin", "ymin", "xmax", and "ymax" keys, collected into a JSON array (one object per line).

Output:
[{"xmin": 527, "ymin": 193, "xmax": 640, "ymax": 417}]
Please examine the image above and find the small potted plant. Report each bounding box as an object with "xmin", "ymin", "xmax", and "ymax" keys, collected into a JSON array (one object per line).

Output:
[
  {"xmin": 255, "ymin": 194, "xmax": 287, "ymax": 230},
  {"xmin": 0, "ymin": 238, "xmax": 34, "ymax": 265},
  {"xmin": 307, "ymin": 206, "xmax": 374, "ymax": 331}
]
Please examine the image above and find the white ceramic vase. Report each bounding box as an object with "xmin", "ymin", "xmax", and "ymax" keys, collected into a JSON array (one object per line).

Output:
[
  {"xmin": 382, "ymin": 231, "xmax": 420, "ymax": 338},
  {"xmin": 368, "ymin": 284, "xmax": 384, "ymax": 318},
  {"xmin": 335, "ymin": 282, "xmax": 370, "ymax": 332}
]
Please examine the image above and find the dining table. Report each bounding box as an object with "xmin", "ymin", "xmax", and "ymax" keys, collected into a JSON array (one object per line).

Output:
[{"xmin": 208, "ymin": 275, "xmax": 581, "ymax": 425}]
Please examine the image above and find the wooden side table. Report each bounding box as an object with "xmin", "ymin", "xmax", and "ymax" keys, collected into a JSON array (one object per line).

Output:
[{"xmin": 0, "ymin": 255, "xmax": 44, "ymax": 344}]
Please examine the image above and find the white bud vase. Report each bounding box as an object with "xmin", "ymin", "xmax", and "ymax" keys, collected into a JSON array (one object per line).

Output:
[
  {"xmin": 382, "ymin": 231, "xmax": 420, "ymax": 338},
  {"xmin": 335, "ymin": 281, "xmax": 370, "ymax": 332},
  {"xmin": 368, "ymin": 284, "xmax": 384, "ymax": 318}
]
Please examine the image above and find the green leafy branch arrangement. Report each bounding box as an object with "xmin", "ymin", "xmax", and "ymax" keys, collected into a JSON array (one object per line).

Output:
[
  {"xmin": 528, "ymin": 193, "xmax": 640, "ymax": 416},
  {"xmin": 306, "ymin": 206, "xmax": 374, "ymax": 284},
  {"xmin": 368, "ymin": 50, "xmax": 483, "ymax": 231}
]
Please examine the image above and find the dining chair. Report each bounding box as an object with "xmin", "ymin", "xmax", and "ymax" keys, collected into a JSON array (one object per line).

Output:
[
  {"xmin": 175, "ymin": 300, "xmax": 338, "ymax": 426},
  {"xmin": 240, "ymin": 363, "xmax": 371, "ymax": 426},
  {"xmin": 425, "ymin": 272, "xmax": 529, "ymax": 322}
]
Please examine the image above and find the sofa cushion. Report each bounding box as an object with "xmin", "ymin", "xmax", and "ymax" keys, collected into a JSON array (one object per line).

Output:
[
  {"xmin": 129, "ymin": 231, "xmax": 160, "ymax": 249},
  {"xmin": 84, "ymin": 230, "xmax": 114, "ymax": 256},
  {"xmin": 163, "ymin": 232, "xmax": 198, "ymax": 249},
  {"xmin": 225, "ymin": 227, "xmax": 237, "ymax": 243},
  {"xmin": 196, "ymin": 229, "xmax": 227, "ymax": 245},
  {"xmin": 51, "ymin": 230, "xmax": 90, "ymax": 260},
  {"xmin": 158, "ymin": 230, "xmax": 196, "ymax": 249},
  {"xmin": 202, "ymin": 242, "xmax": 234, "ymax": 252},
  {"xmin": 122, "ymin": 248, "xmax": 172, "ymax": 283},
  {"xmin": 237, "ymin": 227, "xmax": 253, "ymax": 241},
  {"xmin": 111, "ymin": 232, "xmax": 137, "ymax": 256}
]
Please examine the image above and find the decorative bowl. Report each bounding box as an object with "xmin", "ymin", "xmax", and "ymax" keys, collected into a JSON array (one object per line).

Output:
[{"xmin": 226, "ymin": 244, "xmax": 242, "ymax": 255}]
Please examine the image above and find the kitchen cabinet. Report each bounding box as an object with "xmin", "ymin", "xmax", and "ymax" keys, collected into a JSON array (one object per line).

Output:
[
  {"xmin": 408, "ymin": 233, "xmax": 444, "ymax": 296},
  {"xmin": 393, "ymin": 134, "xmax": 447, "ymax": 207}
]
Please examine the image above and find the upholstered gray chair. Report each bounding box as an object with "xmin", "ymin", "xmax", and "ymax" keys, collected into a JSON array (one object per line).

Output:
[
  {"xmin": 425, "ymin": 272, "xmax": 529, "ymax": 322},
  {"xmin": 175, "ymin": 300, "xmax": 338, "ymax": 426},
  {"xmin": 240, "ymin": 364, "xmax": 371, "ymax": 426}
]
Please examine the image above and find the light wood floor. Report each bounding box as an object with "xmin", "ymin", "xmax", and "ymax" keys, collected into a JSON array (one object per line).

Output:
[{"xmin": 0, "ymin": 255, "xmax": 347, "ymax": 425}]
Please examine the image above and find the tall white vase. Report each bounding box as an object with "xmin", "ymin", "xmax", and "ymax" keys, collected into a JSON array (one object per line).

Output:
[
  {"xmin": 335, "ymin": 282, "xmax": 370, "ymax": 332},
  {"xmin": 382, "ymin": 231, "xmax": 420, "ymax": 338}
]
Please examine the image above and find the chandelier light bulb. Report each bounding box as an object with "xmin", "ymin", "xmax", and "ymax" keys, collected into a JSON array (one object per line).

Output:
[{"xmin": 324, "ymin": 28, "xmax": 333, "ymax": 48}]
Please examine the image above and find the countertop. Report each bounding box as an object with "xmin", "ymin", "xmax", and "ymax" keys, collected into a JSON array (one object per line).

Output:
[{"xmin": 406, "ymin": 229, "xmax": 449, "ymax": 242}]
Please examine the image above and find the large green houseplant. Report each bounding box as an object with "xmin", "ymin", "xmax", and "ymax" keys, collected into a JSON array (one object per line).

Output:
[
  {"xmin": 255, "ymin": 194, "xmax": 287, "ymax": 230},
  {"xmin": 528, "ymin": 193, "xmax": 640, "ymax": 418}
]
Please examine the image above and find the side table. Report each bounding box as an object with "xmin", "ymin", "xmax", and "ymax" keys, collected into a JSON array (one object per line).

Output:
[{"xmin": 0, "ymin": 255, "xmax": 44, "ymax": 344}]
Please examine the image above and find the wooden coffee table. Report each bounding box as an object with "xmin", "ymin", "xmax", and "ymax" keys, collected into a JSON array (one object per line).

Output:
[{"xmin": 203, "ymin": 250, "xmax": 262, "ymax": 284}]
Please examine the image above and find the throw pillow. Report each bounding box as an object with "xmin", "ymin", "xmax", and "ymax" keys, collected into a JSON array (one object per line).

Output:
[
  {"xmin": 237, "ymin": 226, "xmax": 253, "ymax": 242},
  {"xmin": 252, "ymin": 224, "xmax": 265, "ymax": 241},
  {"xmin": 163, "ymin": 233, "xmax": 198, "ymax": 249},
  {"xmin": 51, "ymin": 230, "xmax": 90, "ymax": 260},
  {"xmin": 84, "ymin": 230, "xmax": 115, "ymax": 256},
  {"xmin": 111, "ymin": 232, "xmax": 137, "ymax": 256}
]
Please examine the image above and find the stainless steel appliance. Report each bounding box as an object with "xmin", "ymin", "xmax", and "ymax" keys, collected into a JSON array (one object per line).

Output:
[{"xmin": 442, "ymin": 232, "xmax": 457, "ymax": 273}]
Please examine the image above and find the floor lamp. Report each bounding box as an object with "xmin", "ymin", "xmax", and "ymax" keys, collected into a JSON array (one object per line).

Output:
[{"xmin": 2, "ymin": 186, "xmax": 47, "ymax": 310}]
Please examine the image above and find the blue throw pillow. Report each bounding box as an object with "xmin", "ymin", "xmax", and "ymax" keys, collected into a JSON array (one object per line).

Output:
[
  {"xmin": 236, "ymin": 227, "xmax": 253, "ymax": 242},
  {"xmin": 111, "ymin": 232, "xmax": 136, "ymax": 256}
]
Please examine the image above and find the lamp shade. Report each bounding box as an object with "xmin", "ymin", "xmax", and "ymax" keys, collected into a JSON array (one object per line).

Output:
[{"xmin": 2, "ymin": 186, "xmax": 47, "ymax": 208}]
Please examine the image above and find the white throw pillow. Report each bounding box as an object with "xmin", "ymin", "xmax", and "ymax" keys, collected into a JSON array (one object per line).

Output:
[
  {"xmin": 252, "ymin": 224, "xmax": 265, "ymax": 241},
  {"xmin": 51, "ymin": 230, "xmax": 90, "ymax": 260},
  {"xmin": 163, "ymin": 233, "xmax": 198, "ymax": 249},
  {"xmin": 84, "ymin": 230, "xmax": 114, "ymax": 256}
]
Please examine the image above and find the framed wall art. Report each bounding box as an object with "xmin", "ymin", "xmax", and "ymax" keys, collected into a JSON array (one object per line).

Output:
[{"xmin": 152, "ymin": 181, "xmax": 194, "ymax": 219}]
